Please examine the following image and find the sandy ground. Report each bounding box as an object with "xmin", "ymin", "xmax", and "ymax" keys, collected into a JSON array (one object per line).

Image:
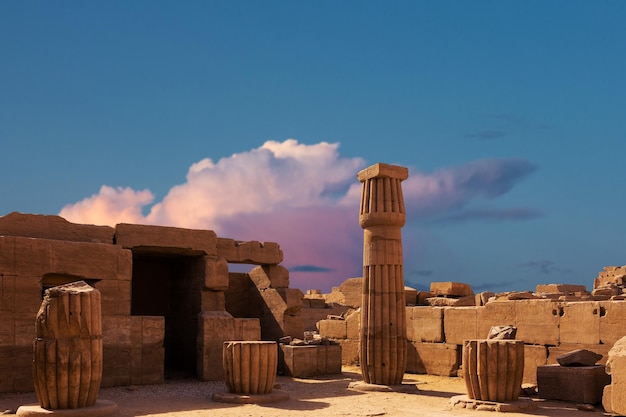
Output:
[{"xmin": 0, "ymin": 367, "xmax": 610, "ymax": 417}]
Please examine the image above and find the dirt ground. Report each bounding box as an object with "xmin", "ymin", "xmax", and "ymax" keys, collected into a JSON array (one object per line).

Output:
[{"xmin": 0, "ymin": 366, "xmax": 611, "ymax": 417}]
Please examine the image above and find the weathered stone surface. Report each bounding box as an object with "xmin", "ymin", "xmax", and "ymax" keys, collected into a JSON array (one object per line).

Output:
[
  {"xmin": 476, "ymin": 301, "xmax": 515, "ymax": 339},
  {"xmin": 216, "ymin": 238, "xmax": 282, "ymax": 264},
  {"xmin": 443, "ymin": 307, "xmax": 478, "ymax": 345},
  {"xmin": 515, "ymin": 300, "xmax": 559, "ymax": 345},
  {"xmin": 430, "ymin": 282, "xmax": 474, "ymax": 297},
  {"xmin": 559, "ymin": 301, "xmax": 600, "ymax": 345},
  {"xmin": 223, "ymin": 341, "xmax": 277, "ymax": 394},
  {"xmin": 523, "ymin": 344, "xmax": 547, "ymax": 385},
  {"xmin": 280, "ymin": 344, "xmax": 341, "ymax": 377},
  {"xmin": 487, "ymin": 325, "xmax": 517, "ymax": 340},
  {"xmin": 197, "ymin": 311, "xmax": 236, "ymax": 381},
  {"xmin": 406, "ymin": 342, "xmax": 460, "ymax": 376},
  {"xmin": 33, "ymin": 281, "xmax": 103, "ymax": 409},
  {"xmin": 249, "ymin": 265, "xmax": 290, "ymax": 289},
  {"xmin": 599, "ymin": 301, "xmax": 626, "ymax": 346},
  {"xmin": 204, "ymin": 258, "xmax": 229, "ymax": 291},
  {"xmin": 406, "ymin": 306, "xmax": 443, "ymax": 343},
  {"xmin": 536, "ymin": 283, "xmax": 588, "ymax": 294},
  {"xmin": 547, "ymin": 343, "xmax": 610, "ymax": 366},
  {"xmin": 201, "ymin": 290, "xmax": 226, "ymax": 311},
  {"xmin": 116, "ymin": 223, "xmax": 217, "ymax": 256},
  {"xmin": 605, "ymin": 336, "xmax": 626, "ymax": 414},
  {"xmin": 462, "ymin": 340, "xmax": 524, "ymax": 402},
  {"xmin": 557, "ymin": 349, "xmax": 603, "ymax": 366},
  {"xmin": 425, "ymin": 295, "xmax": 475, "ymax": 307},
  {"xmin": 358, "ymin": 163, "xmax": 408, "ymax": 386},
  {"xmin": 475, "ymin": 291, "xmax": 495, "ymax": 306},
  {"xmin": 0, "ymin": 212, "xmax": 114, "ymax": 244},
  {"xmin": 2, "ymin": 237, "xmax": 132, "ymax": 282},
  {"xmin": 324, "ymin": 277, "xmax": 362, "ymax": 308},
  {"xmin": 537, "ymin": 364, "xmax": 609, "ymax": 404},
  {"xmin": 318, "ymin": 318, "xmax": 347, "ymax": 340}
]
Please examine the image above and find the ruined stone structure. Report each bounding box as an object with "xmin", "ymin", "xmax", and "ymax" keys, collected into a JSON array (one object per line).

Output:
[
  {"xmin": 357, "ymin": 163, "xmax": 408, "ymax": 386},
  {"xmin": 0, "ymin": 212, "xmax": 303, "ymax": 393},
  {"xmin": 33, "ymin": 281, "xmax": 103, "ymax": 409}
]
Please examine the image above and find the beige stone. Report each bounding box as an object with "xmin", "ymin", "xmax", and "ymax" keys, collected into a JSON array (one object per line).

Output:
[
  {"xmin": 515, "ymin": 300, "xmax": 559, "ymax": 345},
  {"xmin": 535, "ymin": 283, "xmax": 587, "ymax": 294},
  {"xmin": 547, "ymin": 343, "xmax": 610, "ymax": 366},
  {"xmin": 318, "ymin": 319, "xmax": 347, "ymax": 340},
  {"xmin": 599, "ymin": 301, "xmax": 626, "ymax": 346},
  {"xmin": 115, "ymin": 223, "xmax": 216, "ymax": 257},
  {"xmin": 406, "ymin": 306, "xmax": 444, "ymax": 343},
  {"xmin": 324, "ymin": 277, "xmax": 363, "ymax": 308},
  {"xmin": 204, "ymin": 258, "xmax": 229, "ymax": 291},
  {"xmin": 197, "ymin": 311, "xmax": 235, "ymax": 381},
  {"xmin": 0, "ymin": 212, "xmax": 114, "ymax": 244},
  {"xmin": 430, "ymin": 282, "xmax": 474, "ymax": 297},
  {"xmin": 523, "ymin": 344, "xmax": 547, "ymax": 385},
  {"xmin": 443, "ymin": 307, "xmax": 478, "ymax": 345},
  {"xmin": 216, "ymin": 238, "xmax": 283, "ymax": 264},
  {"xmin": 426, "ymin": 295, "xmax": 475, "ymax": 307},
  {"xmin": 406, "ymin": 342, "xmax": 460, "ymax": 376},
  {"xmin": 338, "ymin": 339, "xmax": 360, "ymax": 365},
  {"xmin": 476, "ymin": 301, "xmax": 515, "ymax": 340},
  {"xmin": 345, "ymin": 309, "xmax": 360, "ymax": 340},
  {"xmin": 405, "ymin": 286, "xmax": 417, "ymax": 305},
  {"xmin": 605, "ymin": 336, "xmax": 626, "ymax": 414},
  {"xmin": 559, "ymin": 301, "xmax": 600, "ymax": 344}
]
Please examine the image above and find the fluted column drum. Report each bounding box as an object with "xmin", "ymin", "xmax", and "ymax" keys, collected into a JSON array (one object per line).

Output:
[
  {"xmin": 358, "ymin": 163, "xmax": 409, "ymax": 386},
  {"xmin": 33, "ymin": 281, "xmax": 103, "ymax": 410},
  {"xmin": 223, "ymin": 341, "xmax": 278, "ymax": 395},
  {"xmin": 463, "ymin": 340, "xmax": 525, "ymax": 402}
]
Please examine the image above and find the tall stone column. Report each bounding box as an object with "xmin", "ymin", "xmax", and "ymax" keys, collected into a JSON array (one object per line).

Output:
[{"xmin": 358, "ymin": 163, "xmax": 408, "ymax": 386}]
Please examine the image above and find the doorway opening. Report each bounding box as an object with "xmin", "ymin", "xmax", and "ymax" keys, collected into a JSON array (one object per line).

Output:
[{"xmin": 130, "ymin": 252, "xmax": 203, "ymax": 379}]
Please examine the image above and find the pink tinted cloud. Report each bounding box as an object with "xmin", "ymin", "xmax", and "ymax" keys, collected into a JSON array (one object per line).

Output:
[{"xmin": 58, "ymin": 140, "xmax": 538, "ymax": 292}]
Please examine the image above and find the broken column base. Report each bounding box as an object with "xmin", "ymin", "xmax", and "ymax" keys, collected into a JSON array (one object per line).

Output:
[
  {"xmin": 347, "ymin": 381, "xmax": 418, "ymax": 393},
  {"xmin": 212, "ymin": 389, "xmax": 289, "ymax": 404},
  {"xmin": 449, "ymin": 395, "xmax": 538, "ymax": 413},
  {"xmin": 16, "ymin": 400, "xmax": 118, "ymax": 417}
]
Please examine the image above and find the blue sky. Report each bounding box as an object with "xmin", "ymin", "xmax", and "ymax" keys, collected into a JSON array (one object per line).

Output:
[{"xmin": 1, "ymin": 1, "xmax": 625, "ymax": 293}]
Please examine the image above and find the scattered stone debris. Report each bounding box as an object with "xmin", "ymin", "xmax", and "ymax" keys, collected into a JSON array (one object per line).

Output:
[{"xmin": 487, "ymin": 325, "xmax": 517, "ymax": 340}]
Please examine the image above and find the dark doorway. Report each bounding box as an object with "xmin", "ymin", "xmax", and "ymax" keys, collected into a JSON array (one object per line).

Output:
[{"xmin": 130, "ymin": 252, "xmax": 203, "ymax": 379}]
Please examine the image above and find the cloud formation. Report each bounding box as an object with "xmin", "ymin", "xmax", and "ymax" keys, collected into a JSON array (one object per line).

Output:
[{"xmin": 59, "ymin": 139, "xmax": 538, "ymax": 292}]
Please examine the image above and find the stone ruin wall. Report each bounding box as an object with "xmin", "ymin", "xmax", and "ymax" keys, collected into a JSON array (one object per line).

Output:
[
  {"xmin": 311, "ymin": 272, "xmax": 626, "ymax": 386},
  {"xmin": 0, "ymin": 212, "xmax": 304, "ymax": 393}
]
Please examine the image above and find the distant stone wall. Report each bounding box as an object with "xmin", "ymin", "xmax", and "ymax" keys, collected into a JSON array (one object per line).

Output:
[{"xmin": 317, "ymin": 274, "xmax": 626, "ymax": 385}]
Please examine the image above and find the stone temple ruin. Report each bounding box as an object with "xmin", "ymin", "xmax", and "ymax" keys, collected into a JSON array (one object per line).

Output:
[{"xmin": 3, "ymin": 162, "xmax": 626, "ymax": 414}]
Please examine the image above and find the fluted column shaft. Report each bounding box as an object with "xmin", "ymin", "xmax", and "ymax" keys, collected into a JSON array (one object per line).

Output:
[{"xmin": 358, "ymin": 163, "xmax": 408, "ymax": 385}]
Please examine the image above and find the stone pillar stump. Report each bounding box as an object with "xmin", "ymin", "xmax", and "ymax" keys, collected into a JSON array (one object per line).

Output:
[
  {"xmin": 463, "ymin": 339, "xmax": 525, "ymax": 402},
  {"xmin": 223, "ymin": 341, "xmax": 278, "ymax": 395},
  {"xmin": 33, "ymin": 281, "xmax": 103, "ymax": 410}
]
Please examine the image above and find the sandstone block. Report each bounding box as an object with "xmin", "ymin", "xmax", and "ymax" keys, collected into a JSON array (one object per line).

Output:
[
  {"xmin": 606, "ymin": 336, "xmax": 626, "ymax": 414},
  {"xmin": 345, "ymin": 309, "xmax": 360, "ymax": 340},
  {"xmin": 523, "ymin": 344, "xmax": 547, "ymax": 385},
  {"xmin": 0, "ymin": 311, "xmax": 14, "ymax": 346},
  {"xmin": 197, "ymin": 311, "xmax": 235, "ymax": 381},
  {"xmin": 0, "ymin": 237, "xmax": 16, "ymax": 277},
  {"xmin": 548, "ymin": 343, "xmax": 610, "ymax": 366},
  {"xmin": 282, "ymin": 313, "xmax": 304, "ymax": 340},
  {"xmin": 406, "ymin": 306, "xmax": 444, "ymax": 343},
  {"xmin": 557, "ymin": 349, "xmax": 603, "ymax": 366},
  {"xmin": 201, "ymin": 290, "xmax": 226, "ymax": 311},
  {"xmin": 430, "ymin": 282, "xmax": 473, "ymax": 297},
  {"xmin": 536, "ymin": 283, "xmax": 587, "ymax": 294},
  {"xmin": 0, "ymin": 212, "xmax": 114, "ymax": 244},
  {"xmin": 318, "ymin": 319, "xmax": 347, "ymax": 340},
  {"xmin": 280, "ymin": 345, "xmax": 318, "ymax": 377},
  {"xmin": 426, "ymin": 295, "xmax": 475, "ymax": 307},
  {"xmin": 324, "ymin": 277, "xmax": 362, "ymax": 308},
  {"xmin": 599, "ymin": 301, "xmax": 626, "ymax": 346},
  {"xmin": 14, "ymin": 316, "xmax": 34, "ymax": 346},
  {"xmin": 405, "ymin": 287, "xmax": 417, "ymax": 305},
  {"xmin": 276, "ymin": 288, "xmax": 303, "ymax": 312},
  {"xmin": 98, "ymin": 279, "xmax": 131, "ymax": 315},
  {"xmin": 406, "ymin": 342, "xmax": 460, "ymax": 376},
  {"xmin": 204, "ymin": 257, "xmax": 229, "ymax": 291},
  {"xmin": 216, "ymin": 238, "xmax": 283, "ymax": 264},
  {"xmin": 13, "ymin": 276, "xmax": 41, "ymax": 314},
  {"xmin": 476, "ymin": 301, "xmax": 515, "ymax": 339},
  {"xmin": 142, "ymin": 316, "xmax": 165, "ymax": 345},
  {"xmin": 8, "ymin": 237, "xmax": 132, "ymax": 282},
  {"xmin": 537, "ymin": 365, "xmax": 609, "ymax": 404},
  {"xmin": 338, "ymin": 339, "xmax": 360, "ymax": 365},
  {"xmin": 233, "ymin": 318, "xmax": 261, "ymax": 341},
  {"xmin": 443, "ymin": 307, "xmax": 478, "ymax": 345},
  {"xmin": 559, "ymin": 301, "xmax": 600, "ymax": 344},
  {"xmin": 515, "ymin": 300, "xmax": 559, "ymax": 345},
  {"xmin": 115, "ymin": 223, "xmax": 217, "ymax": 256},
  {"xmin": 475, "ymin": 291, "xmax": 495, "ymax": 306}
]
